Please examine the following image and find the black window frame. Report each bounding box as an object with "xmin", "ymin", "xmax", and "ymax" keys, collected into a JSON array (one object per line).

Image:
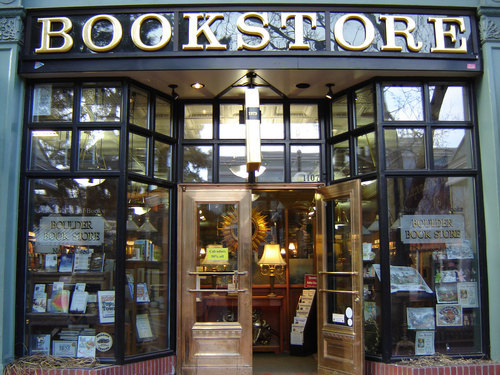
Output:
[
  {"xmin": 16, "ymin": 78, "xmax": 177, "ymax": 365},
  {"xmin": 326, "ymin": 78, "xmax": 488, "ymax": 362}
]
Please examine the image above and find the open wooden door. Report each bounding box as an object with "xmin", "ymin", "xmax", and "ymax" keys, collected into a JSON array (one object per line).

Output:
[
  {"xmin": 178, "ymin": 185, "xmax": 252, "ymax": 375},
  {"xmin": 316, "ymin": 180, "xmax": 364, "ymax": 375}
]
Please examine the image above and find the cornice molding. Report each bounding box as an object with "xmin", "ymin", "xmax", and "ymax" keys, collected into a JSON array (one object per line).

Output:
[
  {"xmin": 479, "ymin": 15, "xmax": 500, "ymax": 44},
  {"xmin": 0, "ymin": 15, "xmax": 23, "ymax": 43}
]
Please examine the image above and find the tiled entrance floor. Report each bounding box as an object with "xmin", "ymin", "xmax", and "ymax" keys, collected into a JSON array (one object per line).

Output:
[{"xmin": 253, "ymin": 352, "xmax": 317, "ymax": 374}]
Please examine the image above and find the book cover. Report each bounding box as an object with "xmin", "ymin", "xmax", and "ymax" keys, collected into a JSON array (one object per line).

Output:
[
  {"xmin": 133, "ymin": 240, "xmax": 149, "ymax": 260},
  {"xmin": 48, "ymin": 289, "xmax": 70, "ymax": 313},
  {"xmin": 29, "ymin": 334, "xmax": 51, "ymax": 355},
  {"xmin": 70, "ymin": 291, "xmax": 89, "ymax": 313},
  {"xmin": 77, "ymin": 335, "xmax": 96, "ymax": 358},
  {"xmin": 126, "ymin": 273, "xmax": 134, "ymax": 299},
  {"xmin": 52, "ymin": 281, "xmax": 64, "ymax": 291},
  {"xmin": 74, "ymin": 283, "xmax": 86, "ymax": 292},
  {"xmin": 89, "ymin": 253, "xmax": 105, "ymax": 272},
  {"xmin": 32, "ymin": 292, "xmax": 47, "ymax": 312},
  {"xmin": 152, "ymin": 245, "xmax": 162, "ymax": 262},
  {"xmin": 136, "ymin": 313, "xmax": 154, "ymax": 340},
  {"xmin": 97, "ymin": 290, "xmax": 115, "ymax": 323},
  {"xmin": 73, "ymin": 253, "xmax": 92, "ymax": 272},
  {"xmin": 34, "ymin": 284, "xmax": 46, "ymax": 294},
  {"xmin": 136, "ymin": 283, "xmax": 150, "ymax": 303},
  {"xmin": 52, "ymin": 340, "xmax": 77, "ymax": 357},
  {"xmin": 44, "ymin": 254, "xmax": 58, "ymax": 271},
  {"xmin": 58, "ymin": 254, "xmax": 74, "ymax": 272}
]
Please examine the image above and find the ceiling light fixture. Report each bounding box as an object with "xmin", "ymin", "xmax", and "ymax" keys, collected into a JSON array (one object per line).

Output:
[
  {"xmin": 245, "ymin": 72, "xmax": 262, "ymax": 173},
  {"xmin": 191, "ymin": 82, "xmax": 205, "ymax": 89},
  {"xmin": 296, "ymin": 83, "xmax": 310, "ymax": 89},
  {"xmin": 325, "ymin": 83, "xmax": 335, "ymax": 100},
  {"xmin": 168, "ymin": 84, "xmax": 179, "ymax": 100}
]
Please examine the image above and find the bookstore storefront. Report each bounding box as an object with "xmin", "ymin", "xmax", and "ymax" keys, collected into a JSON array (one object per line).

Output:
[{"xmin": 2, "ymin": 2, "xmax": 500, "ymax": 375}]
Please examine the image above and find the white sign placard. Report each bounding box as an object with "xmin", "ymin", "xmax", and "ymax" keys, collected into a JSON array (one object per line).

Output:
[
  {"xmin": 400, "ymin": 215, "xmax": 464, "ymax": 244},
  {"xmin": 332, "ymin": 313, "xmax": 345, "ymax": 324},
  {"xmin": 37, "ymin": 216, "xmax": 105, "ymax": 249}
]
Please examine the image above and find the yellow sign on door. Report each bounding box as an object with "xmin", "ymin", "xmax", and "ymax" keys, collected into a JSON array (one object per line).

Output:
[{"xmin": 205, "ymin": 247, "xmax": 229, "ymax": 263}]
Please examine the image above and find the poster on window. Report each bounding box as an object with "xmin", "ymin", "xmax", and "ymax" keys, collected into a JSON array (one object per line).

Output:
[
  {"xmin": 415, "ymin": 331, "xmax": 435, "ymax": 356},
  {"xmin": 373, "ymin": 264, "xmax": 433, "ymax": 294},
  {"xmin": 407, "ymin": 307, "xmax": 435, "ymax": 330},
  {"xmin": 435, "ymin": 283, "xmax": 458, "ymax": 304},
  {"xmin": 33, "ymin": 85, "xmax": 52, "ymax": 116},
  {"xmin": 436, "ymin": 304, "xmax": 463, "ymax": 327},
  {"xmin": 457, "ymin": 282, "xmax": 478, "ymax": 308}
]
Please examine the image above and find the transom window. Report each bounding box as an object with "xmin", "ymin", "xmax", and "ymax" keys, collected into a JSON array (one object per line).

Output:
[{"xmin": 182, "ymin": 102, "xmax": 323, "ymax": 183}]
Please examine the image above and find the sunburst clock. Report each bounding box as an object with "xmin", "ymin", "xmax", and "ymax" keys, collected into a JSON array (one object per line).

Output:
[{"xmin": 219, "ymin": 208, "xmax": 269, "ymax": 253}]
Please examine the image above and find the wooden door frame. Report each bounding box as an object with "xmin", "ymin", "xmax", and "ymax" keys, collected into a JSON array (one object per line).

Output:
[
  {"xmin": 316, "ymin": 180, "xmax": 364, "ymax": 375},
  {"xmin": 177, "ymin": 184, "xmax": 253, "ymax": 375}
]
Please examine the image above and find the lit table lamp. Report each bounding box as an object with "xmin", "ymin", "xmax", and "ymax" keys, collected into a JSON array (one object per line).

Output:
[{"xmin": 258, "ymin": 243, "xmax": 286, "ymax": 297}]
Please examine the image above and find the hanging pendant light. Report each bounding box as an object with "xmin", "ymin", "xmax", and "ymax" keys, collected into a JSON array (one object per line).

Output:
[
  {"xmin": 139, "ymin": 216, "xmax": 157, "ymax": 233},
  {"xmin": 245, "ymin": 73, "xmax": 261, "ymax": 173},
  {"xmin": 126, "ymin": 214, "xmax": 139, "ymax": 231}
]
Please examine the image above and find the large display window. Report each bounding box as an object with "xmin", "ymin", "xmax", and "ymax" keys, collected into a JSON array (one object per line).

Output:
[
  {"xmin": 387, "ymin": 176, "xmax": 481, "ymax": 356},
  {"xmin": 18, "ymin": 80, "xmax": 175, "ymax": 363},
  {"xmin": 25, "ymin": 178, "xmax": 118, "ymax": 359},
  {"xmin": 328, "ymin": 80, "xmax": 485, "ymax": 360}
]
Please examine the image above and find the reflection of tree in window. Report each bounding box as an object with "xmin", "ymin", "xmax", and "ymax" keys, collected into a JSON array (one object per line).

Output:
[
  {"xmin": 430, "ymin": 85, "xmax": 468, "ymax": 121},
  {"xmin": 183, "ymin": 146, "xmax": 212, "ymax": 182},
  {"xmin": 80, "ymin": 87, "xmax": 121, "ymax": 122},
  {"xmin": 382, "ymin": 86, "xmax": 423, "ymax": 121}
]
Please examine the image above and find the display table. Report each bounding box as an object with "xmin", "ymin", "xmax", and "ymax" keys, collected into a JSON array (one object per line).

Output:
[{"xmin": 202, "ymin": 295, "xmax": 285, "ymax": 353}]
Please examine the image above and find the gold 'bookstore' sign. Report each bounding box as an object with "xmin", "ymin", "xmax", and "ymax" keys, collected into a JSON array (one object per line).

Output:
[{"xmin": 33, "ymin": 11, "xmax": 471, "ymax": 55}]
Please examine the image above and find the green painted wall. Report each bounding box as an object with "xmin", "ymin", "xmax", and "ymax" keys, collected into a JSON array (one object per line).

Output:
[
  {"xmin": 477, "ymin": 4, "xmax": 500, "ymax": 362},
  {"xmin": 0, "ymin": 4, "xmax": 25, "ymax": 373}
]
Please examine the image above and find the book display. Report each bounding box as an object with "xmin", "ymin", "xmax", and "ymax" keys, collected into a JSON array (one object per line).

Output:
[
  {"xmin": 124, "ymin": 185, "xmax": 170, "ymax": 356},
  {"xmin": 23, "ymin": 171, "xmax": 170, "ymax": 360},
  {"xmin": 25, "ymin": 210, "xmax": 115, "ymax": 359},
  {"xmin": 290, "ymin": 289, "xmax": 316, "ymax": 355},
  {"xmin": 383, "ymin": 216, "xmax": 481, "ymax": 356}
]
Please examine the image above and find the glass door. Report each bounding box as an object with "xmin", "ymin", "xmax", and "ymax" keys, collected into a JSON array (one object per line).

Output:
[
  {"xmin": 316, "ymin": 180, "xmax": 364, "ymax": 375},
  {"xmin": 178, "ymin": 185, "xmax": 252, "ymax": 375}
]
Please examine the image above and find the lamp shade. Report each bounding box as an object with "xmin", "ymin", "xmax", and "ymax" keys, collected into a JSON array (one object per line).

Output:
[
  {"xmin": 126, "ymin": 214, "xmax": 139, "ymax": 231},
  {"xmin": 138, "ymin": 216, "xmax": 157, "ymax": 233},
  {"xmin": 258, "ymin": 244, "xmax": 286, "ymax": 266}
]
